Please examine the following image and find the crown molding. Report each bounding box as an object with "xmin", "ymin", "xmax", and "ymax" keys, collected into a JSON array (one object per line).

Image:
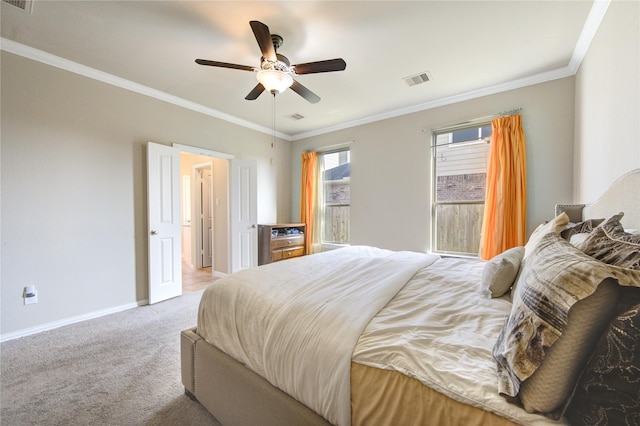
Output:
[
  {"xmin": 569, "ymin": 0, "xmax": 611, "ymax": 73},
  {"xmin": 0, "ymin": 38, "xmax": 292, "ymax": 141},
  {"xmin": 290, "ymin": 66, "xmax": 574, "ymax": 141},
  {"xmin": 1, "ymin": 0, "xmax": 608, "ymax": 143},
  {"xmin": 289, "ymin": 0, "xmax": 610, "ymax": 141}
]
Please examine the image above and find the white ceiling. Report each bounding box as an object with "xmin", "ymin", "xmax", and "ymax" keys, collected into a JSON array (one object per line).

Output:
[{"xmin": 1, "ymin": 1, "xmax": 600, "ymax": 140}]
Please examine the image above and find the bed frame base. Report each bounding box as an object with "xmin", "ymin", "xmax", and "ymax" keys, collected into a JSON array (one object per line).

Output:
[
  {"xmin": 184, "ymin": 389, "xmax": 196, "ymax": 401},
  {"xmin": 181, "ymin": 327, "xmax": 332, "ymax": 426}
]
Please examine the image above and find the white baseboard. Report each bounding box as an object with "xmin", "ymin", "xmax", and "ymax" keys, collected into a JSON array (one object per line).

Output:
[
  {"xmin": 0, "ymin": 277, "xmax": 223, "ymax": 342},
  {"xmin": 0, "ymin": 300, "xmax": 145, "ymax": 342}
]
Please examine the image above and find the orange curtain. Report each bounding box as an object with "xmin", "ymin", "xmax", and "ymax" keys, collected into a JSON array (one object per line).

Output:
[
  {"xmin": 300, "ymin": 151, "xmax": 318, "ymax": 254},
  {"xmin": 479, "ymin": 114, "xmax": 527, "ymax": 260}
]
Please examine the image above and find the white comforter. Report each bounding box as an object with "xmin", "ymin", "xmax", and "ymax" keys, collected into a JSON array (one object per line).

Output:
[{"xmin": 197, "ymin": 246, "xmax": 438, "ymax": 426}]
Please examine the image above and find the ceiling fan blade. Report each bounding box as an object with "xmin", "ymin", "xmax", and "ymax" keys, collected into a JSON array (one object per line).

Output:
[
  {"xmin": 245, "ymin": 83, "xmax": 265, "ymax": 101},
  {"xmin": 195, "ymin": 59, "xmax": 256, "ymax": 72},
  {"xmin": 249, "ymin": 20, "xmax": 277, "ymax": 62},
  {"xmin": 290, "ymin": 80, "xmax": 320, "ymax": 104},
  {"xmin": 292, "ymin": 58, "xmax": 346, "ymax": 75}
]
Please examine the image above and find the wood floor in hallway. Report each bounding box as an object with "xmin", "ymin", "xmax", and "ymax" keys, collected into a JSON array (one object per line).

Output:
[{"xmin": 183, "ymin": 263, "xmax": 219, "ymax": 293}]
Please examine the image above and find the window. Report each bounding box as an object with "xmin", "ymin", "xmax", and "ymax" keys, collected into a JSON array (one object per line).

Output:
[
  {"xmin": 432, "ymin": 123, "xmax": 491, "ymax": 255},
  {"xmin": 319, "ymin": 149, "xmax": 350, "ymax": 245}
]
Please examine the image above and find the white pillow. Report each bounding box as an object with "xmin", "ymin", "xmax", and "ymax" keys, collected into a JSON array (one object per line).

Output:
[
  {"xmin": 480, "ymin": 246, "xmax": 525, "ymax": 298},
  {"xmin": 569, "ymin": 233, "xmax": 590, "ymax": 247}
]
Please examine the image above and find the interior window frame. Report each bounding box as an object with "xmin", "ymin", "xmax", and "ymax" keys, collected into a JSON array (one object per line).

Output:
[
  {"xmin": 431, "ymin": 121, "xmax": 492, "ymax": 257},
  {"xmin": 319, "ymin": 147, "xmax": 351, "ymax": 249}
]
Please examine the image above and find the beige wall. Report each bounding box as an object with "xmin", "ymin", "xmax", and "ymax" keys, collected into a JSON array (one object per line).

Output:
[
  {"xmin": 291, "ymin": 78, "xmax": 576, "ymax": 252},
  {"xmin": 1, "ymin": 52, "xmax": 291, "ymax": 337},
  {"xmin": 2, "ymin": 0, "xmax": 637, "ymax": 339},
  {"xmin": 574, "ymin": 0, "xmax": 640, "ymax": 202}
]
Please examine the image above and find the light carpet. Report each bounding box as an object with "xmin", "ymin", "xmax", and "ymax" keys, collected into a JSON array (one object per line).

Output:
[{"xmin": 1, "ymin": 290, "xmax": 221, "ymax": 425}]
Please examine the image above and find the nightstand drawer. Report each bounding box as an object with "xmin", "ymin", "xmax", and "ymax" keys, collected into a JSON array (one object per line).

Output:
[
  {"xmin": 271, "ymin": 235, "xmax": 304, "ymax": 249},
  {"xmin": 271, "ymin": 247, "xmax": 304, "ymax": 261},
  {"xmin": 271, "ymin": 250, "xmax": 283, "ymax": 261},
  {"xmin": 281, "ymin": 247, "xmax": 304, "ymax": 259}
]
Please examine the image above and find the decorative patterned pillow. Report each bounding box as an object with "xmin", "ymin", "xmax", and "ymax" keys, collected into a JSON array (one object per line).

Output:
[
  {"xmin": 510, "ymin": 212, "xmax": 571, "ymax": 301},
  {"xmin": 616, "ymin": 230, "xmax": 640, "ymax": 244},
  {"xmin": 614, "ymin": 229, "xmax": 640, "ymax": 244},
  {"xmin": 577, "ymin": 226, "xmax": 640, "ymax": 270},
  {"xmin": 565, "ymin": 289, "xmax": 640, "ymax": 425},
  {"xmin": 480, "ymin": 246, "xmax": 525, "ymax": 298},
  {"xmin": 599, "ymin": 212, "xmax": 626, "ymax": 237},
  {"xmin": 493, "ymin": 233, "xmax": 640, "ymax": 412},
  {"xmin": 560, "ymin": 218, "xmax": 604, "ymax": 241}
]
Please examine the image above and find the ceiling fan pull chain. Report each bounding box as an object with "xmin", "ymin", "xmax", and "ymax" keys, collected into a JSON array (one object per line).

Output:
[{"xmin": 272, "ymin": 92, "xmax": 276, "ymax": 149}]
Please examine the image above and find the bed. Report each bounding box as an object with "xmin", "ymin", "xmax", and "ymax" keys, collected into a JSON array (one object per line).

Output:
[{"xmin": 181, "ymin": 169, "xmax": 639, "ymax": 426}]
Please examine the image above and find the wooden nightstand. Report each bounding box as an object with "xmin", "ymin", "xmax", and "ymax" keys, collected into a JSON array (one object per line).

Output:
[{"xmin": 258, "ymin": 223, "xmax": 306, "ymax": 265}]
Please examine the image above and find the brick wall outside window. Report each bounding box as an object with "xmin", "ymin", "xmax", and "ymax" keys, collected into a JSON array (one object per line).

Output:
[
  {"xmin": 326, "ymin": 182, "xmax": 350, "ymax": 204},
  {"xmin": 436, "ymin": 173, "xmax": 486, "ymax": 201}
]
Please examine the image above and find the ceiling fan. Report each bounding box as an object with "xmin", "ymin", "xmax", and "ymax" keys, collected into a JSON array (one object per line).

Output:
[{"xmin": 195, "ymin": 20, "xmax": 346, "ymax": 104}]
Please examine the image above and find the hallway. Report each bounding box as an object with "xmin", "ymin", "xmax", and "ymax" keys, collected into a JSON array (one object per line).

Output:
[{"xmin": 183, "ymin": 263, "xmax": 218, "ymax": 293}]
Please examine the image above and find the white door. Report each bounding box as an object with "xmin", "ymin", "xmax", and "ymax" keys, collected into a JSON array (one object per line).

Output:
[
  {"xmin": 147, "ymin": 142, "xmax": 182, "ymax": 304},
  {"xmin": 229, "ymin": 159, "xmax": 258, "ymax": 273}
]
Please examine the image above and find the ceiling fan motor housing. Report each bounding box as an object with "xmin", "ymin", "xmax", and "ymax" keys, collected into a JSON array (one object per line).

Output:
[
  {"xmin": 271, "ymin": 34, "xmax": 284, "ymax": 50},
  {"xmin": 261, "ymin": 34, "xmax": 290, "ymax": 73},
  {"xmin": 261, "ymin": 53, "xmax": 291, "ymax": 72}
]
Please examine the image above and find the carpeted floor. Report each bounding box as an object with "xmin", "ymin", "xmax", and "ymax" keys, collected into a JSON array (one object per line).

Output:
[{"xmin": 1, "ymin": 290, "xmax": 222, "ymax": 425}]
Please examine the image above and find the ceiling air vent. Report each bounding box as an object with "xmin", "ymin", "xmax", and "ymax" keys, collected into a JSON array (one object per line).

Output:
[
  {"xmin": 403, "ymin": 71, "xmax": 431, "ymax": 87},
  {"xmin": 2, "ymin": 0, "xmax": 33, "ymax": 13},
  {"xmin": 287, "ymin": 113, "xmax": 305, "ymax": 121}
]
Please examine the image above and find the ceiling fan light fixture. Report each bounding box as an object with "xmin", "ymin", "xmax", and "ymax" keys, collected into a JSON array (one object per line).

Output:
[
  {"xmin": 196, "ymin": 20, "xmax": 345, "ymax": 103},
  {"xmin": 257, "ymin": 69, "xmax": 293, "ymax": 94}
]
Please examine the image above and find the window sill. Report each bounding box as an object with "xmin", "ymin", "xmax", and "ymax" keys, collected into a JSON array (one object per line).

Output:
[{"xmin": 433, "ymin": 252, "xmax": 480, "ymax": 260}]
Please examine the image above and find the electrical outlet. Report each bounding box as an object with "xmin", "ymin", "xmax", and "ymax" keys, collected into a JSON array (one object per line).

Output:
[{"xmin": 23, "ymin": 286, "xmax": 38, "ymax": 305}]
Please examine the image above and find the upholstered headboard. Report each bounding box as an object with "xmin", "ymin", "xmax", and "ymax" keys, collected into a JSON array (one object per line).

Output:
[{"xmin": 556, "ymin": 169, "xmax": 640, "ymax": 229}]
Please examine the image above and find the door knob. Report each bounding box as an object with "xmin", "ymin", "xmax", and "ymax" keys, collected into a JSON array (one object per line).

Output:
[
  {"xmin": 150, "ymin": 230, "xmax": 159, "ymax": 235},
  {"xmin": 251, "ymin": 224, "xmax": 257, "ymax": 228}
]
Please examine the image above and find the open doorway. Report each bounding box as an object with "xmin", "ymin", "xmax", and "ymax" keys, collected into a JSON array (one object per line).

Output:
[
  {"xmin": 179, "ymin": 152, "xmax": 227, "ymax": 293},
  {"xmin": 147, "ymin": 141, "xmax": 256, "ymax": 303}
]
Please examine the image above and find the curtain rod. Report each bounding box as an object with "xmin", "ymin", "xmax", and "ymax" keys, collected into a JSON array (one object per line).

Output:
[
  {"xmin": 423, "ymin": 107, "xmax": 523, "ymax": 134},
  {"xmin": 303, "ymin": 140, "xmax": 354, "ymax": 153},
  {"xmin": 499, "ymin": 107, "xmax": 522, "ymax": 116}
]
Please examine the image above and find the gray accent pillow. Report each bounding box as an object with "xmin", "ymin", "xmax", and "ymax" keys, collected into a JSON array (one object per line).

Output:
[
  {"xmin": 518, "ymin": 279, "xmax": 619, "ymax": 414},
  {"xmin": 480, "ymin": 247, "xmax": 525, "ymax": 298}
]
